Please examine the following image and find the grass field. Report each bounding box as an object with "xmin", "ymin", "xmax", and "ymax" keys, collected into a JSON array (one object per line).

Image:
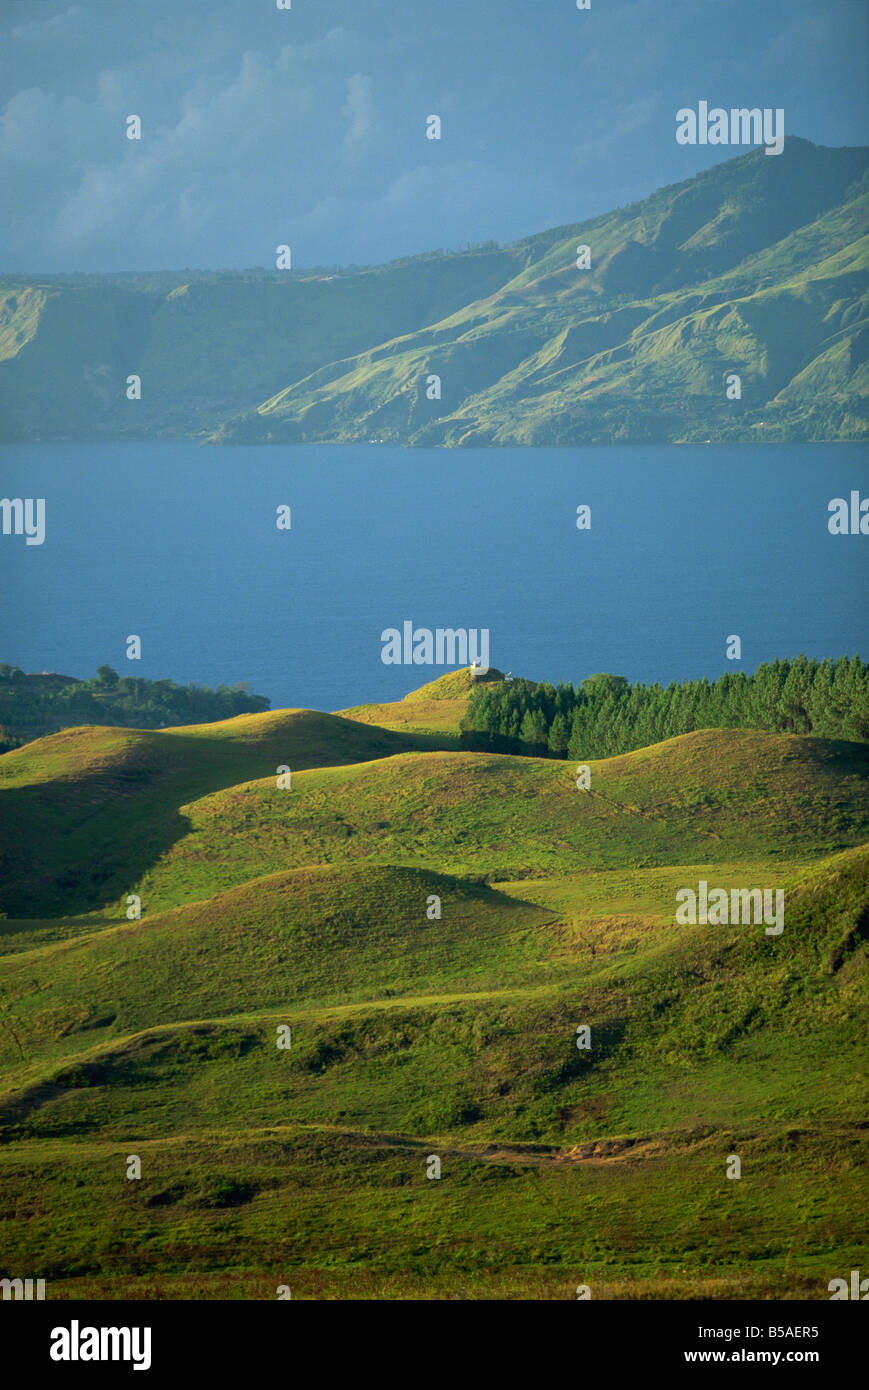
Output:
[{"xmin": 0, "ymin": 671, "xmax": 866, "ymax": 1299}]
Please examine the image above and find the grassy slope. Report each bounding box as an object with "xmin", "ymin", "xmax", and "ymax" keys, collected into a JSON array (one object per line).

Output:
[
  {"xmin": 337, "ymin": 666, "xmax": 504, "ymax": 741},
  {"xmin": 0, "ymin": 865, "xmax": 555, "ymax": 1070},
  {"xmin": 0, "ymin": 677, "xmax": 866, "ymax": 1299},
  {"xmin": 0, "ymin": 668, "xmax": 500, "ymax": 917},
  {"xmin": 0, "ymin": 844, "xmax": 865, "ymax": 1298}
]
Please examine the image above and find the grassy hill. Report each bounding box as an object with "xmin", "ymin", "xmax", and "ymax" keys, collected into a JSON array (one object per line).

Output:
[
  {"xmin": 0, "ymin": 865, "xmax": 555, "ymax": 1071},
  {"xmin": 0, "ymin": 709, "xmax": 431, "ymax": 917},
  {"xmin": 0, "ymin": 670, "xmax": 866, "ymax": 1299},
  {"xmin": 2, "ymin": 139, "xmax": 866, "ymax": 446},
  {"xmin": 125, "ymin": 730, "xmax": 869, "ymax": 912},
  {"xmin": 4, "ymin": 718, "xmax": 865, "ymax": 921},
  {"xmin": 338, "ymin": 666, "xmax": 505, "ymax": 743}
]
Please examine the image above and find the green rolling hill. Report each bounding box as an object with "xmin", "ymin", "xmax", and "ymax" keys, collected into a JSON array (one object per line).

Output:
[
  {"xmin": 0, "ymin": 670, "xmax": 866, "ymax": 1299},
  {"xmin": 2, "ymin": 138, "xmax": 866, "ymax": 446},
  {"xmin": 127, "ymin": 729, "xmax": 869, "ymax": 912},
  {"xmin": 0, "ymin": 708, "xmax": 431, "ymax": 919}
]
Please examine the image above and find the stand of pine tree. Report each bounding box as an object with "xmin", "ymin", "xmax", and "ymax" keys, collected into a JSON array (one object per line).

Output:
[{"xmin": 459, "ymin": 658, "xmax": 869, "ymax": 760}]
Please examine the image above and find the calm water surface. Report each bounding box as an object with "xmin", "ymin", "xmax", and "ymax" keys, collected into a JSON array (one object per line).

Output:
[{"xmin": 1, "ymin": 442, "xmax": 866, "ymax": 712}]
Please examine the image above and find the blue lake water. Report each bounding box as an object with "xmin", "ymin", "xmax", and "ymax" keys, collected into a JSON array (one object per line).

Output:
[{"xmin": 1, "ymin": 441, "xmax": 867, "ymax": 713}]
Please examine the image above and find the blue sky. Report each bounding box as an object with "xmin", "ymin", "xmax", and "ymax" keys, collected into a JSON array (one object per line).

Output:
[{"xmin": 1, "ymin": 0, "xmax": 866, "ymax": 272}]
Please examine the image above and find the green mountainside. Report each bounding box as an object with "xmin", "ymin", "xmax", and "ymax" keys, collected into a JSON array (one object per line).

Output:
[
  {"xmin": 2, "ymin": 138, "xmax": 866, "ymax": 446},
  {"xmin": 0, "ymin": 666, "xmax": 867, "ymax": 1298},
  {"xmin": 0, "ymin": 248, "xmax": 521, "ymax": 443}
]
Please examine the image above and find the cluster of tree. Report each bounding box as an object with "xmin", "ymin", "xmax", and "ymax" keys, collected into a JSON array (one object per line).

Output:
[
  {"xmin": 0, "ymin": 665, "xmax": 270, "ymax": 750},
  {"xmin": 459, "ymin": 657, "xmax": 869, "ymax": 760}
]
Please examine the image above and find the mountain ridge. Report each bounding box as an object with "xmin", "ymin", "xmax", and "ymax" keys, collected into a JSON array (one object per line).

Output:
[{"xmin": 2, "ymin": 138, "xmax": 866, "ymax": 445}]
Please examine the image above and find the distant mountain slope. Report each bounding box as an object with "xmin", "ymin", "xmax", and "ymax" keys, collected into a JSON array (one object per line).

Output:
[
  {"xmin": 0, "ymin": 249, "xmax": 522, "ymax": 442},
  {"xmin": 218, "ymin": 140, "xmax": 868, "ymax": 446},
  {"xmin": 2, "ymin": 139, "xmax": 866, "ymax": 445}
]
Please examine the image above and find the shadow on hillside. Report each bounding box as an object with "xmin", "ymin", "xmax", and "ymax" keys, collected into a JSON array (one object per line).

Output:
[{"xmin": 0, "ymin": 779, "xmax": 197, "ymax": 919}]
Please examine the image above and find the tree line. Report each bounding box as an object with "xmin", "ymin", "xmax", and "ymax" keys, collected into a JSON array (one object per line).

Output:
[
  {"xmin": 0, "ymin": 665, "xmax": 270, "ymax": 751},
  {"xmin": 459, "ymin": 657, "xmax": 869, "ymax": 760}
]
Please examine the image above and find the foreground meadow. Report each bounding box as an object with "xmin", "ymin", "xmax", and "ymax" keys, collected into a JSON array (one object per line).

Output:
[{"xmin": 1, "ymin": 672, "xmax": 866, "ymax": 1298}]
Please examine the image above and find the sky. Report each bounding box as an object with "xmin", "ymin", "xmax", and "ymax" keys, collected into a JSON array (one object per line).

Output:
[{"xmin": 1, "ymin": 0, "xmax": 867, "ymax": 273}]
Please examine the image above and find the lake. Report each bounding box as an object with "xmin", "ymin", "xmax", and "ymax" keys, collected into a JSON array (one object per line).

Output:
[{"xmin": 1, "ymin": 441, "xmax": 867, "ymax": 713}]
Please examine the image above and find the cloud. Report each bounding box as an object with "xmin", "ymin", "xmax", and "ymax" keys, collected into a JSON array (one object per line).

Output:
[
  {"xmin": 0, "ymin": 87, "xmax": 57, "ymax": 159},
  {"xmin": 12, "ymin": 5, "xmax": 86, "ymax": 43},
  {"xmin": 0, "ymin": 82, "xmax": 108, "ymax": 173},
  {"xmin": 0, "ymin": 33, "xmax": 369, "ymax": 266},
  {"xmin": 293, "ymin": 159, "xmax": 560, "ymax": 266},
  {"xmin": 342, "ymin": 73, "xmax": 376, "ymax": 153}
]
